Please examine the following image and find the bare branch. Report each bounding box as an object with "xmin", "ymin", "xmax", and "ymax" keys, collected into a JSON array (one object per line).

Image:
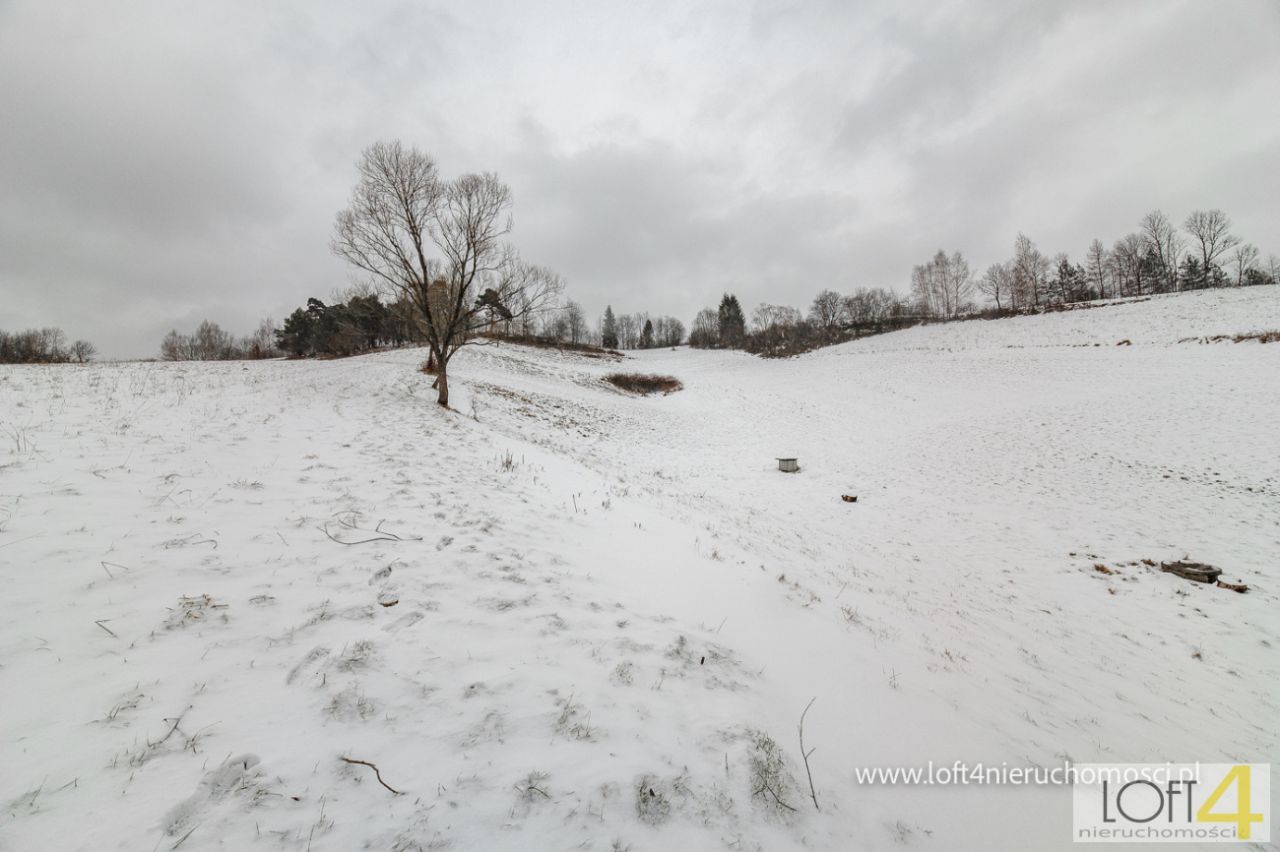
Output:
[
  {"xmin": 798, "ymin": 697, "xmax": 820, "ymax": 812},
  {"xmin": 340, "ymin": 756, "xmax": 404, "ymax": 795},
  {"xmin": 318, "ymin": 518, "xmax": 407, "ymax": 546}
]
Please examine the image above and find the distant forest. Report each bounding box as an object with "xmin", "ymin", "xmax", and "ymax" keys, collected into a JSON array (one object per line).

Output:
[
  {"xmin": 683, "ymin": 207, "xmax": 1277, "ymax": 357},
  {"xmin": 6, "ymin": 207, "xmax": 1271, "ymax": 366},
  {"xmin": 144, "ymin": 205, "xmax": 1280, "ymax": 363}
]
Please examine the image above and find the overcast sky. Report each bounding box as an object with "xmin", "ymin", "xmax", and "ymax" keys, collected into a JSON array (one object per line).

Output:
[{"xmin": 2, "ymin": 0, "xmax": 1277, "ymax": 358}]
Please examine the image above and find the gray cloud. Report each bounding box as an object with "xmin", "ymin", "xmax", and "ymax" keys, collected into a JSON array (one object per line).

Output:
[{"xmin": 1, "ymin": 0, "xmax": 1276, "ymax": 357}]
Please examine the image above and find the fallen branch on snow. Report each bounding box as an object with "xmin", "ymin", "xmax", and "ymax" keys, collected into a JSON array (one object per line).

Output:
[
  {"xmin": 340, "ymin": 756, "xmax": 404, "ymax": 795},
  {"xmin": 798, "ymin": 697, "xmax": 820, "ymax": 812},
  {"xmin": 319, "ymin": 518, "xmax": 408, "ymax": 546}
]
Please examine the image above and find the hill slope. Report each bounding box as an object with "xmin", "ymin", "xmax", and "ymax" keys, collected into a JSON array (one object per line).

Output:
[{"xmin": 1, "ymin": 287, "xmax": 1277, "ymax": 850}]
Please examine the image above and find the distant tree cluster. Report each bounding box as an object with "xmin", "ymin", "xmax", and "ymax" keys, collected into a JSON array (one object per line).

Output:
[
  {"xmin": 912, "ymin": 251, "xmax": 973, "ymax": 318},
  {"xmin": 272, "ymin": 273, "xmax": 567, "ymax": 362},
  {"xmin": 0, "ymin": 328, "xmax": 96, "ymax": 364},
  {"xmin": 531, "ymin": 298, "xmax": 587, "ymax": 346},
  {"xmin": 684, "ymin": 207, "xmax": 1276, "ymax": 360},
  {"xmin": 481, "ymin": 206, "xmax": 1274, "ymax": 363},
  {"xmin": 967, "ymin": 208, "xmax": 1276, "ymax": 314},
  {"xmin": 688, "ymin": 291, "xmax": 916, "ymax": 356},
  {"xmin": 598, "ymin": 306, "xmax": 685, "ymax": 349},
  {"xmin": 689, "ymin": 294, "xmax": 745, "ymax": 349},
  {"xmin": 160, "ymin": 318, "xmax": 279, "ymax": 361},
  {"xmin": 275, "ymin": 292, "xmax": 418, "ymax": 358}
]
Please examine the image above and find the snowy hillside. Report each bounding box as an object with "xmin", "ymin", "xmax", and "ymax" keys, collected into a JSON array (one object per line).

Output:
[
  {"xmin": 830, "ymin": 286, "xmax": 1280, "ymax": 351},
  {"xmin": 2, "ymin": 287, "xmax": 1278, "ymax": 851}
]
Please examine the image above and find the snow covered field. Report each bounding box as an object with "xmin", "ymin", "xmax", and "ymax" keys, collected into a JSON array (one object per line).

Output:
[{"xmin": 2, "ymin": 286, "xmax": 1277, "ymax": 851}]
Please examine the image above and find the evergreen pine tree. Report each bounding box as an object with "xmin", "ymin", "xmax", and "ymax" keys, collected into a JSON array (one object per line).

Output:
[
  {"xmin": 276, "ymin": 308, "xmax": 315, "ymax": 357},
  {"xmin": 601, "ymin": 305, "xmax": 619, "ymax": 348},
  {"xmin": 717, "ymin": 293, "xmax": 746, "ymax": 348}
]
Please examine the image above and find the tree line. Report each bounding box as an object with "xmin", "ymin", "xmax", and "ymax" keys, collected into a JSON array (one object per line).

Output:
[
  {"xmin": 680, "ymin": 206, "xmax": 1277, "ymax": 358},
  {"xmin": 599, "ymin": 306, "xmax": 685, "ymax": 350},
  {"xmin": 932, "ymin": 208, "xmax": 1276, "ymax": 317},
  {"xmin": 0, "ymin": 328, "xmax": 96, "ymax": 364},
  {"xmin": 160, "ymin": 318, "xmax": 281, "ymax": 361},
  {"xmin": 152, "ymin": 196, "xmax": 1275, "ymax": 369},
  {"xmin": 682, "ymin": 291, "xmax": 919, "ymax": 356}
]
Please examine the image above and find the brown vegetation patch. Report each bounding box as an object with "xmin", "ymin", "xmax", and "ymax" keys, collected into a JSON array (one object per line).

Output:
[
  {"xmin": 604, "ymin": 373, "xmax": 683, "ymax": 395},
  {"xmin": 1235, "ymin": 330, "xmax": 1279, "ymax": 343},
  {"xmin": 1176, "ymin": 331, "xmax": 1280, "ymax": 344}
]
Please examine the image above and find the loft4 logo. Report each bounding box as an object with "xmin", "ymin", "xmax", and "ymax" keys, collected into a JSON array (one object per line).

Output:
[
  {"xmin": 1100, "ymin": 766, "xmax": 1262, "ymax": 837},
  {"xmin": 1073, "ymin": 763, "xmax": 1271, "ymax": 843}
]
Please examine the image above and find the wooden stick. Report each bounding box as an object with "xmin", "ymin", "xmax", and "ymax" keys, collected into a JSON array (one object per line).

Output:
[{"xmin": 340, "ymin": 757, "xmax": 403, "ymax": 795}]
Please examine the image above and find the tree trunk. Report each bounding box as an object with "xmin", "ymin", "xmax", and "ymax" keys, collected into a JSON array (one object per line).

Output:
[{"xmin": 436, "ymin": 362, "xmax": 449, "ymax": 407}]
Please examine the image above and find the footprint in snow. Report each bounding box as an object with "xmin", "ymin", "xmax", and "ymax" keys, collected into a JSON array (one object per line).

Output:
[
  {"xmin": 383, "ymin": 610, "xmax": 425, "ymax": 633},
  {"xmin": 162, "ymin": 753, "xmax": 263, "ymax": 837}
]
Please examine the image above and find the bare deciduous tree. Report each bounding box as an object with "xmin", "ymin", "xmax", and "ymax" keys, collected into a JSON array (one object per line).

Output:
[
  {"xmin": 563, "ymin": 300, "xmax": 587, "ymax": 345},
  {"xmin": 1012, "ymin": 233, "xmax": 1049, "ymax": 309},
  {"xmin": 689, "ymin": 307, "xmax": 719, "ymax": 348},
  {"xmin": 1184, "ymin": 209, "xmax": 1239, "ymax": 290},
  {"xmin": 617, "ymin": 313, "xmax": 640, "ymax": 350},
  {"xmin": 978, "ymin": 262, "xmax": 1013, "ymax": 311},
  {"xmin": 808, "ymin": 290, "xmax": 844, "ymax": 338},
  {"xmin": 1110, "ymin": 233, "xmax": 1147, "ymax": 296},
  {"xmin": 943, "ymin": 251, "xmax": 974, "ymax": 315},
  {"xmin": 160, "ymin": 330, "xmax": 183, "ymax": 361},
  {"xmin": 543, "ymin": 311, "xmax": 570, "ymax": 342},
  {"xmin": 1140, "ymin": 210, "xmax": 1182, "ymax": 292},
  {"xmin": 1085, "ymin": 238, "xmax": 1110, "ymax": 300},
  {"xmin": 70, "ymin": 340, "xmax": 96, "ymax": 363},
  {"xmin": 841, "ymin": 288, "xmax": 898, "ymax": 325},
  {"xmin": 1231, "ymin": 243, "xmax": 1259, "ymax": 287},
  {"xmin": 195, "ymin": 320, "xmax": 230, "ymax": 360},
  {"xmin": 332, "ymin": 141, "xmax": 555, "ymax": 406},
  {"xmin": 250, "ymin": 318, "xmax": 278, "ymax": 359},
  {"xmin": 752, "ymin": 303, "xmax": 803, "ymax": 333},
  {"xmin": 493, "ymin": 254, "xmax": 564, "ymax": 337},
  {"xmin": 911, "ymin": 250, "xmax": 972, "ymax": 318}
]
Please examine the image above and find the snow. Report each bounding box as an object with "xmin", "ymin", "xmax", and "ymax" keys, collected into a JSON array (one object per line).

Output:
[
  {"xmin": 2, "ymin": 286, "xmax": 1278, "ymax": 851},
  {"xmin": 833, "ymin": 286, "xmax": 1280, "ymax": 351}
]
